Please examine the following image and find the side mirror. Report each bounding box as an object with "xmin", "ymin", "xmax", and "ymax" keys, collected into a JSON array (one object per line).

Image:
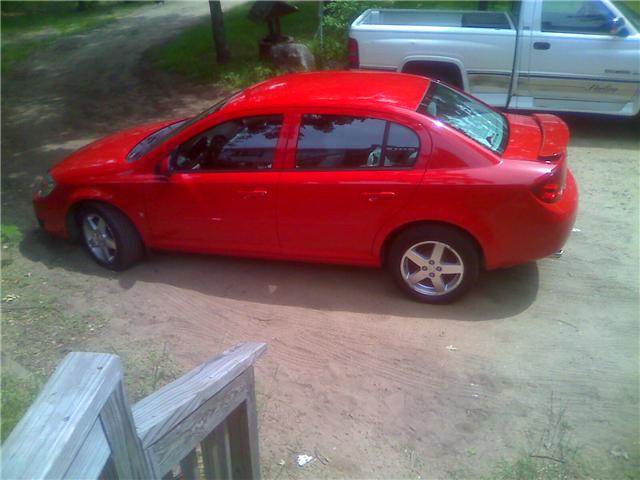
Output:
[
  {"xmin": 609, "ymin": 17, "xmax": 629, "ymax": 37},
  {"xmin": 157, "ymin": 150, "xmax": 176, "ymax": 177}
]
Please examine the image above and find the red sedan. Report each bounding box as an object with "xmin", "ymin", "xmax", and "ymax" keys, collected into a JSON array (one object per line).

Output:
[{"xmin": 33, "ymin": 71, "xmax": 578, "ymax": 303}]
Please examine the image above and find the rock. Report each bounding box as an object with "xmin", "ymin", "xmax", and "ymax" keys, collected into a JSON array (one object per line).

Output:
[{"xmin": 269, "ymin": 42, "xmax": 315, "ymax": 71}]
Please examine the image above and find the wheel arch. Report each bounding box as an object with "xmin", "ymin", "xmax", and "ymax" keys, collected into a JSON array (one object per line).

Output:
[
  {"xmin": 65, "ymin": 195, "xmax": 144, "ymax": 244},
  {"xmin": 401, "ymin": 57, "xmax": 467, "ymax": 90},
  {"xmin": 379, "ymin": 220, "xmax": 485, "ymax": 270}
]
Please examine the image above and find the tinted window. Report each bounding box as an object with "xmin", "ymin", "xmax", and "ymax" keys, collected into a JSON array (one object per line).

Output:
[
  {"xmin": 174, "ymin": 115, "xmax": 282, "ymax": 172},
  {"xmin": 385, "ymin": 123, "xmax": 420, "ymax": 167},
  {"xmin": 541, "ymin": 0, "xmax": 614, "ymax": 34},
  {"xmin": 295, "ymin": 115, "xmax": 419, "ymax": 170}
]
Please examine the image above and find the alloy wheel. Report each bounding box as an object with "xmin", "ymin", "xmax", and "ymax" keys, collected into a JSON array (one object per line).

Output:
[
  {"xmin": 400, "ymin": 241, "xmax": 464, "ymax": 296},
  {"xmin": 82, "ymin": 213, "xmax": 117, "ymax": 265}
]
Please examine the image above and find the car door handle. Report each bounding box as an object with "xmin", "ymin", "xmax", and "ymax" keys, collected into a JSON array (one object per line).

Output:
[
  {"xmin": 237, "ymin": 189, "xmax": 268, "ymax": 199},
  {"xmin": 533, "ymin": 42, "xmax": 550, "ymax": 50},
  {"xmin": 362, "ymin": 191, "xmax": 396, "ymax": 202}
]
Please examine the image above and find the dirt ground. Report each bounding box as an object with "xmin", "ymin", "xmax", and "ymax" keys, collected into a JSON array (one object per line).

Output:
[{"xmin": 1, "ymin": 2, "xmax": 638, "ymax": 478}]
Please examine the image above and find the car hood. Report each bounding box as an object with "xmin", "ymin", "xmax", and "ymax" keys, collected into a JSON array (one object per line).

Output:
[
  {"xmin": 502, "ymin": 113, "xmax": 570, "ymax": 161},
  {"xmin": 51, "ymin": 120, "xmax": 176, "ymax": 180}
]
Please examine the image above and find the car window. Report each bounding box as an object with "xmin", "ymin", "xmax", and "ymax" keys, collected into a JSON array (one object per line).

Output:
[
  {"xmin": 541, "ymin": 0, "xmax": 615, "ymax": 34},
  {"xmin": 174, "ymin": 115, "xmax": 282, "ymax": 172},
  {"xmin": 295, "ymin": 115, "xmax": 419, "ymax": 170},
  {"xmin": 417, "ymin": 82, "xmax": 508, "ymax": 155},
  {"xmin": 384, "ymin": 123, "xmax": 420, "ymax": 167}
]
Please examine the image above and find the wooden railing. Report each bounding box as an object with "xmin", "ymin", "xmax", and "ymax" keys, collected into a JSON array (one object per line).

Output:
[{"xmin": 2, "ymin": 342, "xmax": 266, "ymax": 479}]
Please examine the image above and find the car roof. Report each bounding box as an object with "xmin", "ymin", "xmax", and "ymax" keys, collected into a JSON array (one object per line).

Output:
[{"xmin": 222, "ymin": 71, "xmax": 431, "ymax": 113}]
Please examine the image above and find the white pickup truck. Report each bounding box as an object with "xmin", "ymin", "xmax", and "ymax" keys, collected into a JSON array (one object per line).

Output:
[{"xmin": 349, "ymin": 0, "xmax": 640, "ymax": 116}]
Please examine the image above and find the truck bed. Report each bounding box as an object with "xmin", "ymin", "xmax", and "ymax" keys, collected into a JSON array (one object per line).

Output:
[{"xmin": 354, "ymin": 9, "xmax": 514, "ymax": 30}]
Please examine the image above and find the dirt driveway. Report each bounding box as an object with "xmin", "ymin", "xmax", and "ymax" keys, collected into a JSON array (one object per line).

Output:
[{"xmin": 2, "ymin": 2, "xmax": 638, "ymax": 478}]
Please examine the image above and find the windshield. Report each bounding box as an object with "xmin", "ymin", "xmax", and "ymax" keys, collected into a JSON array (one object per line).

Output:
[
  {"xmin": 613, "ymin": 1, "xmax": 640, "ymax": 30},
  {"xmin": 127, "ymin": 92, "xmax": 239, "ymax": 162},
  {"xmin": 417, "ymin": 82, "xmax": 508, "ymax": 155}
]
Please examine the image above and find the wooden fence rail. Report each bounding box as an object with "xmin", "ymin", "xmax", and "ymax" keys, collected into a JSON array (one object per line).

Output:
[{"xmin": 2, "ymin": 342, "xmax": 266, "ymax": 480}]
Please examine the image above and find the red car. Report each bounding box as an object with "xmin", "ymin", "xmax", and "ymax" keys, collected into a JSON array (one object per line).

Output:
[{"xmin": 33, "ymin": 71, "xmax": 577, "ymax": 303}]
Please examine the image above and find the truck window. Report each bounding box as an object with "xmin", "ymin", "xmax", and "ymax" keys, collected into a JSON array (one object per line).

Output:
[
  {"xmin": 541, "ymin": 0, "xmax": 615, "ymax": 34},
  {"xmin": 613, "ymin": 1, "xmax": 640, "ymax": 30},
  {"xmin": 417, "ymin": 82, "xmax": 508, "ymax": 155}
]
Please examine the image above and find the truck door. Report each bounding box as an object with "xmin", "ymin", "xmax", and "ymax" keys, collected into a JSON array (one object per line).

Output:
[{"xmin": 522, "ymin": 0, "xmax": 639, "ymax": 114}]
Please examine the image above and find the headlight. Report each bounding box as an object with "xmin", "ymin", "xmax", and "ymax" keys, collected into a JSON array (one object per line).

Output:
[{"xmin": 35, "ymin": 173, "xmax": 57, "ymax": 198}]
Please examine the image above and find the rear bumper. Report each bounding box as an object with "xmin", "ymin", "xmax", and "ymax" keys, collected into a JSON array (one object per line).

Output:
[{"xmin": 484, "ymin": 170, "xmax": 578, "ymax": 270}]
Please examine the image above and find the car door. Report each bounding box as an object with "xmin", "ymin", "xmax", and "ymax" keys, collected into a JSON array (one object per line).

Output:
[
  {"xmin": 145, "ymin": 114, "xmax": 285, "ymax": 255},
  {"xmin": 523, "ymin": 0, "xmax": 640, "ymax": 113},
  {"xmin": 277, "ymin": 110, "xmax": 428, "ymax": 264}
]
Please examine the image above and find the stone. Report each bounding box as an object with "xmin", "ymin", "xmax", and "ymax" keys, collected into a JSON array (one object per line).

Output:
[{"xmin": 269, "ymin": 42, "xmax": 315, "ymax": 71}]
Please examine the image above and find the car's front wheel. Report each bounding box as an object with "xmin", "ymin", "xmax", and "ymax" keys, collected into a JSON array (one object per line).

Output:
[
  {"xmin": 388, "ymin": 226, "xmax": 480, "ymax": 304},
  {"xmin": 78, "ymin": 203, "xmax": 143, "ymax": 270}
]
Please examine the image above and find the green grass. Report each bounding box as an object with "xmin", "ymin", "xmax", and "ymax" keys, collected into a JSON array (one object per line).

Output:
[
  {"xmin": 1, "ymin": 372, "xmax": 42, "ymax": 442},
  {"xmin": 153, "ymin": 1, "xmax": 320, "ymax": 87},
  {"xmin": 1, "ymin": 1, "xmax": 145, "ymax": 36},
  {"xmin": 1, "ymin": 1, "xmax": 148, "ymax": 72}
]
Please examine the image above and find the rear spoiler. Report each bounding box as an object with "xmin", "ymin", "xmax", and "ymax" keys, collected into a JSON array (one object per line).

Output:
[{"xmin": 532, "ymin": 114, "xmax": 570, "ymax": 162}]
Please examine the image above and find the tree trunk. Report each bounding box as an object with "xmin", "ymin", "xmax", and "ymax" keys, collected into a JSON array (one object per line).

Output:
[{"xmin": 208, "ymin": 1, "xmax": 231, "ymax": 64}]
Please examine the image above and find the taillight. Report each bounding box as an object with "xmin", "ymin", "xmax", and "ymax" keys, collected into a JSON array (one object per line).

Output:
[
  {"xmin": 533, "ymin": 167, "xmax": 566, "ymax": 203},
  {"xmin": 347, "ymin": 37, "xmax": 359, "ymax": 68}
]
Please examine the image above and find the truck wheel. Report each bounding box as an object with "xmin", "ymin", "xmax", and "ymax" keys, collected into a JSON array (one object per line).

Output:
[{"xmin": 388, "ymin": 226, "xmax": 479, "ymax": 303}]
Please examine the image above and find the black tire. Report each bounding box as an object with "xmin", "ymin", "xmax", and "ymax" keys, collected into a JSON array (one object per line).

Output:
[
  {"xmin": 388, "ymin": 225, "xmax": 480, "ymax": 304},
  {"xmin": 77, "ymin": 203, "xmax": 144, "ymax": 270}
]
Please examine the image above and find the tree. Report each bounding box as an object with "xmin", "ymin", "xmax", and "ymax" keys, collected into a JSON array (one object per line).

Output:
[{"xmin": 208, "ymin": 1, "xmax": 231, "ymax": 64}]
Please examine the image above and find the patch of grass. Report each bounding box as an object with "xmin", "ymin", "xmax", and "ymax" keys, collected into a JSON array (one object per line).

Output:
[
  {"xmin": 485, "ymin": 395, "xmax": 639, "ymax": 480},
  {"xmin": 1, "ymin": 224, "xmax": 22, "ymax": 245},
  {"xmin": 2, "ymin": 298, "xmax": 108, "ymax": 377},
  {"xmin": 487, "ymin": 396, "xmax": 589, "ymax": 480},
  {"xmin": 112, "ymin": 339, "xmax": 180, "ymax": 401},
  {"xmin": 1, "ymin": 252, "xmax": 108, "ymax": 437},
  {"xmin": 1, "ymin": 1, "xmax": 148, "ymax": 72},
  {"xmin": 153, "ymin": 1, "xmax": 320, "ymax": 87},
  {"xmin": 1, "ymin": 1, "xmax": 145, "ymax": 36},
  {"xmin": 1, "ymin": 370, "xmax": 42, "ymax": 441}
]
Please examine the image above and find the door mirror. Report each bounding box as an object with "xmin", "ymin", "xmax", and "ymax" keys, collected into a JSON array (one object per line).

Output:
[
  {"xmin": 609, "ymin": 17, "xmax": 629, "ymax": 37},
  {"xmin": 157, "ymin": 150, "xmax": 176, "ymax": 177}
]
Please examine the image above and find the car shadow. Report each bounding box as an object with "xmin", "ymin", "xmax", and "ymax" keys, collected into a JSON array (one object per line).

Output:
[{"xmin": 20, "ymin": 228, "xmax": 539, "ymax": 321}]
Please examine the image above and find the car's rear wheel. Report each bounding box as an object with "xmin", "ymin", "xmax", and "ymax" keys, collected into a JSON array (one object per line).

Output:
[
  {"xmin": 78, "ymin": 203, "xmax": 143, "ymax": 270},
  {"xmin": 388, "ymin": 226, "xmax": 479, "ymax": 303}
]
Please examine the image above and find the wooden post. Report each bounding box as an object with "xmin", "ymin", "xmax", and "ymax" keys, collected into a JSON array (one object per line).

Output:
[
  {"xmin": 208, "ymin": 0, "xmax": 231, "ymax": 64},
  {"xmin": 99, "ymin": 383, "xmax": 152, "ymax": 478}
]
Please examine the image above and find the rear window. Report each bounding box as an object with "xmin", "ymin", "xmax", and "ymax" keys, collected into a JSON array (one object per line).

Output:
[{"xmin": 417, "ymin": 82, "xmax": 508, "ymax": 155}]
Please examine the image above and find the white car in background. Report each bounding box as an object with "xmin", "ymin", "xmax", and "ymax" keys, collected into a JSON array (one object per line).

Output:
[{"xmin": 349, "ymin": 0, "xmax": 640, "ymax": 116}]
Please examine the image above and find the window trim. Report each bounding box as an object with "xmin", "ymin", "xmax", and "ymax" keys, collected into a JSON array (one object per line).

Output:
[
  {"xmin": 171, "ymin": 114, "xmax": 285, "ymax": 174},
  {"xmin": 292, "ymin": 113, "xmax": 422, "ymax": 172}
]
